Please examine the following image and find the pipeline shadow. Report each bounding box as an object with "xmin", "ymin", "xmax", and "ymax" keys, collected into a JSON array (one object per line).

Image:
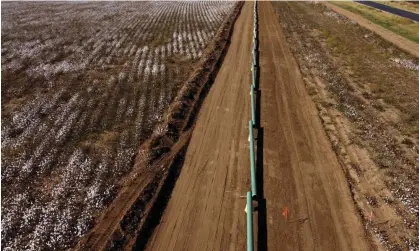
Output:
[
  {"xmin": 256, "ymin": 127, "xmax": 267, "ymax": 251},
  {"xmin": 254, "ymin": 63, "xmax": 266, "ymax": 249},
  {"xmin": 255, "ymin": 89, "xmax": 261, "ymax": 128}
]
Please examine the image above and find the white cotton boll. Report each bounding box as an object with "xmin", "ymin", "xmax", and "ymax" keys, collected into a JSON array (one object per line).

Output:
[
  {"xmin": 129, "ymin": 44, "xmax": 137, "ymax": 57},
  {"xmin": 166, "ymin": 43, "xmax": 172, "ymax": 57},
  {"xmin": 86, "ymin": 182, "xmax": 99, "ymax": 203},
  {"xmin": 172, "ymin": 39, "xmax": 178, "ymax": 54},
  {"xmin": 144, "ymin": 59, "xmax": 152, "ymax": 76},
  {"xmin": 76, "ymin": 210, "xmax": 91, "ymax": 237},
  {"xmin": 177, "ymin": 32, "xmax": 183, "ymax": 43},
  {"xmin": 107, "ymin": 76, "xmax": 117, "ymax": 88},
  {"xmin": 161, "ymin": 46, "xmax": 166, "ymax": 59},
  {"xmin": 20, "ymin": 159, "xmax": 34, "ymax": 178},
  {"xmin": 55, "ymin": 110, "xmax": 80, "ymax": 143},
  {"xmin": 152, "ymin": 63, "xmax": 159, "ymax": 76},
  {"xmin": 185, "ymin": 47, "xmax": 191, "ymax": 59},
  {"xmin": 390, "ymin": 58, "xmax": 419, "ymax": 71},
  {"xmin": 118, "ymin": 72, "xmax": 127, "ymax": 83},
  {"xmin": 137, "ymin": 58, "xmax": 145, "ymax": 77},
  {"xmin": 1, "ymin": 2, "xmax": 239, "ymax": 249},
  {"xmin": 126, "ymin": 100, "xmax": 135, "ymax": 118}
]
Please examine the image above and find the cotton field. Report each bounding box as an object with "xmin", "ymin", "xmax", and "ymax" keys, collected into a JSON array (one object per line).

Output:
[{"xmin": 1, "ymin": 1, "xmax": 236, "ymax": 250}]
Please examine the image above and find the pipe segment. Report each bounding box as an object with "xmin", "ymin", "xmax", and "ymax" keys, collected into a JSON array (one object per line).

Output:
[
  {"xmin": 251, "ymin": 86, "xmax": 256, "ymax": 126},
  {"xmin": 249, "ymin": 120, "xmax": 257, "ymax": 197},
  {"xmin": 247, "ymin": 3, "xmax": 258, "ymax": 250}
]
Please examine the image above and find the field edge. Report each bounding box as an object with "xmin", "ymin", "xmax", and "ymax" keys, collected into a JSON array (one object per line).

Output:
[{"xmin": 74, "ymin": 2, "xmax": 245, "ymax": 250}]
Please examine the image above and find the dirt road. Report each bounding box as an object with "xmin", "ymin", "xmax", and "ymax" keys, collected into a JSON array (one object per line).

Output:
[
  {"xmin": 258, "ymin": 2, "xmax": 372, "ymax": 250},
  {"xmin": 146, "ymin": 2, "xmax": 373, "ymax": 250},
  {"xmin": 145, "ymin": 2, "xmax": 253, "ymax": 250}
]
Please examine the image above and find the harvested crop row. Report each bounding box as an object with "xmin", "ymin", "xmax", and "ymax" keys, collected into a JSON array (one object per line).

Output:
[
  {"xmin": 1, "ymin": 2, "xmax": 236, "ymax": 250},
  {"xmin": 274, "ymin": 2, "xmax": 419, "ymax": 249}
]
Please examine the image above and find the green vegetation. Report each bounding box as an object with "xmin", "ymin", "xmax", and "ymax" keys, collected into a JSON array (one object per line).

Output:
[
  {"xmin": 332, "ymin": 1, "xmax": 419, "ymax": 43},
  {"xmin": 373, "ymin": 1, "xmax": 419, "ymax": 14}
]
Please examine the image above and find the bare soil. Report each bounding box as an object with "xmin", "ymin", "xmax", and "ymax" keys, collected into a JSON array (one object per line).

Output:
[
  {"xmin": 274, "ymin": 1, "xmax": 419, "ymax": 250},
  {"xmin": 1, "ymin": 2, "xmax": 236, "ymax": 250},
  {"xmin": 74, "ymin": 3, "xmax": 244, "ymax": 250},
  {"xmin": 145, "ymin": 2, "xmax": 372, "ymax": 251},
  {"xmin": 258, "ymin": 2, "xmax": 372, "ymax": 250},
  {"xmin": 145, "ymin": 2, "xmax": 253, "ymax": 250}
]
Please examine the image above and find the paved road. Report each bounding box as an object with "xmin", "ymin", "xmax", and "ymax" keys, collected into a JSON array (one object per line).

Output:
[
  {"xmin": 356, "ymin": 1, "xmax": 419, "ymax": 22},
  {"xmin": 146, "ymin": 2, "xmax": 373, "ymax": 250}
]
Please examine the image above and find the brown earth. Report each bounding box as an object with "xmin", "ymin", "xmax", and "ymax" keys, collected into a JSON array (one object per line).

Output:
[
  {"xmin": 74, "ymin": 2, "xmax": 244, "ymax": 250},
  {"xmin": 144, "ymin": 2, "xmax": 253, "ymax": 250},
  {"xmin": 274, "ymin": 1, "xmax": 419, "ymax": 250},
  {"xmin": 1, "ymin": 3, "xmax": 239, "ymax": 250},
  {"xmin": 76, "ymin": 0, "xmax": 419, "ymax": 250},
  {"xmin": 258, "ymin": 2, "xmax": 372, "ymax": 250},
  {"xmin": 145, "ymin": 2, "xmax": 372, "ymax": 251}
]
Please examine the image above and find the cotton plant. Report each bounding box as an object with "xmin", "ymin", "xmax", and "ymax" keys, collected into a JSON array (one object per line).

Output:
[
  {"xmin": 1, "ymin": 1, "xmax": 236, "ymax": 250},
  {"xmin": 391, "ymin": 58, "xmax": 419, "ymax": 71}
]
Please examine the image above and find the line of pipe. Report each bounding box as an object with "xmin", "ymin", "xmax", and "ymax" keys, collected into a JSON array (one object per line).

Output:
[
  {"xmin": 249, "ymin": 120, "xmax": 257, "ymax": 197},
  {"xmin": 251, "ymin": 86, "xmax": 256, "ymax": 126},
  {"xmin": 247, "ymin": 2, "xmax": 257, "ymax": 251}
]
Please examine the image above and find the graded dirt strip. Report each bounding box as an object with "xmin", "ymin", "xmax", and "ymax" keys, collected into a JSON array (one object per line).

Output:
[
  {"xmin": 324, "ymin": 2, "xmax": 419, "ymax": 58},
  {"xmin": 145, "ymin": 2, "xmax": 252, "ymax": 251},
  {"xmin": 258, "ymin": 2, "xmax": 373, "ymax": 250}
]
